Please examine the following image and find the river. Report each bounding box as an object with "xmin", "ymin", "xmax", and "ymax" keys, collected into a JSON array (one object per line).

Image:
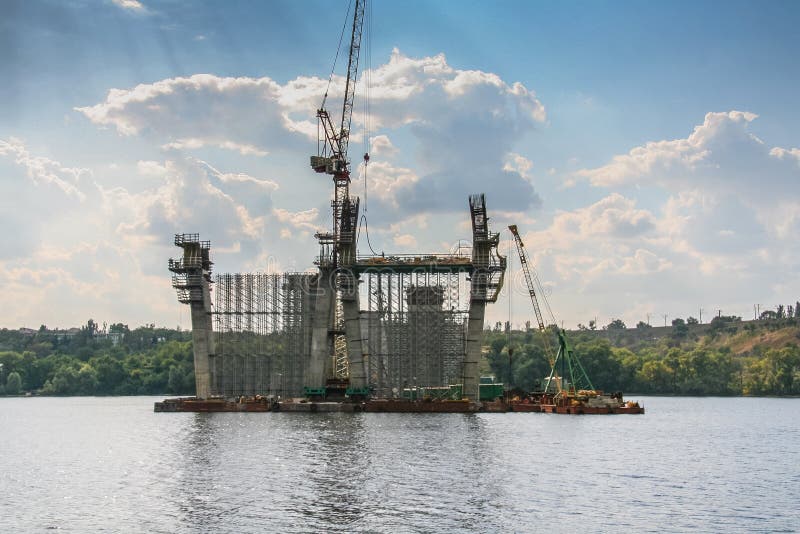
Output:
[{"xmin": 1, "ymin": 396, "xmax": 798, "ymax": 532}]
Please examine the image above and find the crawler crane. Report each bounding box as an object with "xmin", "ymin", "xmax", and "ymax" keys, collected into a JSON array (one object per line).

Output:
[{"xmin": 508, "ymin": 225, "xmax": 643, "ymax": 413}]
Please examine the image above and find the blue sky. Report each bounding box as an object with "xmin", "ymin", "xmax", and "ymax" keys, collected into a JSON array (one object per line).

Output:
[{"xmin": 2, "ymin": 0, "xmax": 799, "ymax": 329}]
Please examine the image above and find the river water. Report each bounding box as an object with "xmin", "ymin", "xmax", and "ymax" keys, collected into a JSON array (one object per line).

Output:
[{"xmin": 1, "ymin": 396, "xmax": 798, "ymax": 533}]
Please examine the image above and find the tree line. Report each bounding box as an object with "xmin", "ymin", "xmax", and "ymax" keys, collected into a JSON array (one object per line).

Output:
[
  {"xmin": 0, "ymin": 322, "xmax": 195, "ymax": 396},
  {"xmin": 2, "ymin": 316, "xmax": 799, "ymax": 397},
  {"xmin": 484, "ymin": 315, "xmax": 800, "ymax": 396}
]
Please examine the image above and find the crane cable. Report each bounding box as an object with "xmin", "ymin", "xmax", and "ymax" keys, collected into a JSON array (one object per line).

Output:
[
  {"xmin": 356, "ymin": 0, "xmax": 379, "ymax": 256},
  {"xmin": 320, "ymin": 0, "xmax": 354, "ymax": 111}
]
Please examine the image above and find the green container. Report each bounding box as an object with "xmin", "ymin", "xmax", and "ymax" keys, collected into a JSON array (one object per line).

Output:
[
  {"xmin": 303, "ymin": 387, "xmax": 326, "ymax": 397},
  {"xmin": 479, "ymin": 383, "xmax": 504, "ymax": 401},
  {"xmin": 401, "ymin": 388, "xmax": 421, "ymax": 400}
]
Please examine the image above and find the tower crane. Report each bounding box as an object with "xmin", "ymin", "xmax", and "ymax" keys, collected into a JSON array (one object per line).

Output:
[
  {"xmin": 309, "ymin": 0, "xmax": 369, "ymax": 386},
  {"xmin": 310, "ymin": 0, "xmax": 367, "ymax": 269}
]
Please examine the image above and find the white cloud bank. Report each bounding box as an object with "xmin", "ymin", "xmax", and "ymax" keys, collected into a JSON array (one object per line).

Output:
[
  {"xmin": 75, "ymin": 49, "xmax": 545, "ymax": 217},
  {"xmin": 501, "ymin": 111, "xmax": 800, "ymax": 328}
]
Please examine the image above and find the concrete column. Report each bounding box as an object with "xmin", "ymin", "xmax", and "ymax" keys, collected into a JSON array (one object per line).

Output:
[
  {"xmin": 341, "ymin": 269, "xmax": 367, "ymax": 388},
  {"xmin": 190, "ymin": 286, "xmax": 213, "ymax": 399},
  {"xmin": 463, "ymin": 300, "xmax": 485, "ymax": 400},
  {"xmin": 308, "ymin": 271, "xmax": 335, "ymax": 387}
]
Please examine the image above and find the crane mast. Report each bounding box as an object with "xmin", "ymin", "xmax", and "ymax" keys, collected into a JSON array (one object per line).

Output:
[
  {"xmin": 310, "ymin": 0, "xmax": 366, "ymax": 270},
  {"xmin": 309, "ymin": 0, "xmax": 368, "ymax": 386}
]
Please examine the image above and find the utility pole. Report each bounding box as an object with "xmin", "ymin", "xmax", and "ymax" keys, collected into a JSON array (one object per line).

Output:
[
  {"xmin": 717, "ymin": 309, "xmax": 722, "ymax": 318},
  {"xmin": 699, "ymin": 308, "xmax": 703, "ymax": 324}
]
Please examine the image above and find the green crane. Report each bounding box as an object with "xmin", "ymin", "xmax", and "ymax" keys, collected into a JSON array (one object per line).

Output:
[{"xmin": 508, "ymin": 225, "xmax": 594, "ymax": 394}]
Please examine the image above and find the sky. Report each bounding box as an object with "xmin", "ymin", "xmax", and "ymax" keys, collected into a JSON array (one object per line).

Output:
[{"xmin": 2, "ymin": 0, "xmax": 799, "ymax": 330}]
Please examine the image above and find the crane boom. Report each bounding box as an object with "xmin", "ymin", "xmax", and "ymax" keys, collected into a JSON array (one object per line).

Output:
[
  {"xmin": 311, "ymin": 0, "xmax": 366, "ymax": 180},
  {"xmin": 339, "ymin": 0, "xmax": 365, "ymax": 166},
  {"xmin": 509, "ymin": 225, "xmax": 547, "ymax": 332}
]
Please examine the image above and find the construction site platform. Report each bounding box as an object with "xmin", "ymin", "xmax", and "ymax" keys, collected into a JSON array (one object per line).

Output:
[{"xmin": 352, "ymin": 254, "xmax": 473, "ymax": 274}]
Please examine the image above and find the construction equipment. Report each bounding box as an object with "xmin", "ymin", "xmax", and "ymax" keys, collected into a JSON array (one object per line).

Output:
[
  {"xmin": 507, "ymin": 224, "xmax": 594, "ymax": 394},
  {"xmin": 310, "ymin": 0, "xmax": 366, "ymax": 269}
]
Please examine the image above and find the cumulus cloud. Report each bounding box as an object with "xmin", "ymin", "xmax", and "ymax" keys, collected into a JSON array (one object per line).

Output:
[
  {"xmin": 76, "ymin": 49, "xmax": 545, "ymax": 216},
  {"xmin": 360, "ymin": 160, "xmax": 418, "ymax": 209},
  {"xmin": 550, "ymin": 193, "xmax": 656, "ymax": 242},
  {"xmin": 576, "ymin": 111, "xmax": 757, "ymax": 187},
  {"xmin": 503, "ymin": 152, "xmax": 534, "ymax": 181},
  {"xmin": 576, "ymin": 109, "xmax": 800, "ymax": 249},
  {"xmin": 272, "ymin": 207, "xmax": 323, "ymax": 233},
  {"xmin": 369, "ymin": 135, "xmax": 398, "ymax": 158},
  {"xmin": 75, "ymin": 74, "xmax": 289, "ymax": 153},
  {"xmin": 577, "ymin": 111, "xmax": 800, "ymax": 209}
]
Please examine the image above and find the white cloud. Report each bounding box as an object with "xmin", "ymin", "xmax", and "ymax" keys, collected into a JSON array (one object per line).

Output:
[
  {"xmin": 0, "ymin": 137, "xmax": 88, "ymax": 200},
  {"xmin": 111, "ymin": 0, "xmax": 144, "ymax": 11},
  {"xmin": 76, "ymin": 50, "xmax": 545, "ymax": 216},
  {"xmin": 360, "ymin": 160, "xmax": 418, "ymax": 209},
  {"xmin": 576, "ymin": 111, "xmax": 800, "ymax": 207},
  {"xmin": 503, "ymin": 152, "xmax": 534, "ymax": 181},
  {"xmin": 769, "ymin": 146, "xmax": 800, "ymax": 165},
  {"xmin": 137, "ymin": 160, "xmax": 168, "ymax": 176},
  {"xmin": 548, "ymin": 193, "xmax": 656, "ymax": 244},
  {"xmin": 369, "ymin": 135, "xmax": 398, "ymax": 158},
  {"xmin": 392, "ymin": 233, "xmax": 418, "ymax": 249},
  {"xmin": 162, "ymin": 138, "xmax": 268, "ymax": 156},
  {"xmin": 272, "ymin": 207, "xmax": 322, "ymax": 232}
]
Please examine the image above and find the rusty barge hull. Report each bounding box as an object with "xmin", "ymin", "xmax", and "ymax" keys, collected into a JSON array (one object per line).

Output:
[
  {"xmin": 154, "ymin": 397, "xmax": 273, "ymax": 412},
  {"xmin": 539, "ymin": 404, "xmax": 645, "ymax": 415},
  {"xmin": 153, "ymin": 397, "xmax": 643, "ymax": 414}
]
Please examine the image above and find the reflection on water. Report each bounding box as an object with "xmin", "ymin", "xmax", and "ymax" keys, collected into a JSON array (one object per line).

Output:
[{"xmin": 1, "ymin": 397, "xmax": 799, "ymax": 533}]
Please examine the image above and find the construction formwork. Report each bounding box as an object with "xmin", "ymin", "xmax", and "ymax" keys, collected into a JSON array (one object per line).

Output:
[{"xmin": 211, "ymin": 273, "xmax": 314, "ymax": 398}]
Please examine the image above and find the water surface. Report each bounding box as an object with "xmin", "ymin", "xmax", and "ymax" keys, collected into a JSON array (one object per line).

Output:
[{"xmin": 1, "ymin": 396, "xmax": 798, "ymax": 532}]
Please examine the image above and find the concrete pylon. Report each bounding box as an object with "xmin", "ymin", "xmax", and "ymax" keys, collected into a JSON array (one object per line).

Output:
[
  {"xmin": 308, "ymin": 270, "xmax": 335, "ymax": 387},
  {"xmin": 169, "ymin": 234, "xmax": 215, "ymax": 399},
  {"xmin": 341, "ymin": 268, "xmax": 367, "ymax": 388}
]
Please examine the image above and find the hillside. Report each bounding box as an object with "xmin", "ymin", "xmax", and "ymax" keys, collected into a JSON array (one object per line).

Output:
[{"xmin": 481, "ymin": 317, "xmax": 800, "ymax": 396}]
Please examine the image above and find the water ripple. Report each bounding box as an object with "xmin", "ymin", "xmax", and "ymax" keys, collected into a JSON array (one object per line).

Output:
[{"xmin": 1, "ymin": 397, "xmax": 799, "ymax": 532}]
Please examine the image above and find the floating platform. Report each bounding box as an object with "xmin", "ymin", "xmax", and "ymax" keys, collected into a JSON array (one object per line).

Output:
[
  {"xmin": 154, "ymin": 394, "xmax": 643, "ymax": 414},
  {"xmin": 539, "ymin": 404, "xmax": 645, "ymax": 415},
  {"xmin": 154, "ymin": 396, "xmax": 274, "ymax": 412}
]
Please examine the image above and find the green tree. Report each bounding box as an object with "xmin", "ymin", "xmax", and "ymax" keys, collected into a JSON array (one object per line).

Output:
[
  {"xmin": 91, "ymin": 355, "xmax": 127, "ymax": 395},
  {"xmin": 6, "ymin": 371, "xmax": 22, "ymax": 395},
  {"xmin": 671, "ymin": 318, "xmax": 689, "ymax": 339},
  {"xmin": 606, "ymin": 319, "xmax": 626, "ymax": 330},
  {"xmin": 637, "ymin": 360, "xmax": 673, "ymax": 393}
]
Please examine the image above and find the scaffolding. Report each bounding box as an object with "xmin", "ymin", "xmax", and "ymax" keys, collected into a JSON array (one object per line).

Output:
[
  {"xmin": 212, "ymin": 273, "xmax": 314, "ymax": 397},
  {"xmin": 361, "ymin": 271, "xmax": 469, "ymax": 398}
]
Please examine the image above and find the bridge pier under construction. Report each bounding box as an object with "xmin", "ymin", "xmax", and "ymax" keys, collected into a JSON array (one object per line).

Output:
[{"xmin": 167, "ymin": 194, "xmax": 505, "ymax": 404}]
